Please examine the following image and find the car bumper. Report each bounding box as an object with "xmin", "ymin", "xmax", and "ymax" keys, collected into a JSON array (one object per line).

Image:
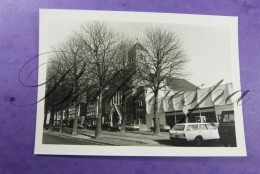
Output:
[
  {"xmin": 125, "ymin": 127, "xmax": 139, "ymax": 130},
  {"xmin": 170, "ymin": 137, "xmax": 188, "ymax": 143},
  {"xmin": 161, "ymin": 128, "xmax": 170, "ymax": 132}
]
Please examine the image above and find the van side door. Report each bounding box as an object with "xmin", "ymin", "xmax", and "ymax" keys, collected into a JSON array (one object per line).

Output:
[
  {"xmin": 199, "ymin": 124, "xmax": 209, "ymax": 140},
  {"xmin": 185, "ymin": 125, "xmax": 199, "ymax": 141},
  {"xmin": 206, "ymin": 124, "xmax": 220, "ymax": 140}
]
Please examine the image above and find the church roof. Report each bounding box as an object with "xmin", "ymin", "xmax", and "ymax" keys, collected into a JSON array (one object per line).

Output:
[{"xmin": 129, "ymin": 43, "xmax": 146, "ymax": 53}]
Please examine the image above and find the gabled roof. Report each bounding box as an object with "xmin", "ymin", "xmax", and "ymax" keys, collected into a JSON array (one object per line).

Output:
[
  {"xmin": 129, "ymin": 43, "xmax": 146, "ymax": 52},
  {"xmin": 165, "ymin": 77, "xmax": 198, "ymax": 91}
]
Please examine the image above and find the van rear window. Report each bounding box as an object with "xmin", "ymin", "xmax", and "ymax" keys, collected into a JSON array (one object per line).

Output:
[{"xmin": 173, "ymin": 125, "xmax": 185, "ymax": 131}]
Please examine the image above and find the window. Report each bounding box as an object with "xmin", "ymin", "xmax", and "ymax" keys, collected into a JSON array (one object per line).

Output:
[
  {"xmin": 206, "ymin": 124, "xmax": 218, "ymax": 130},
  {"xmin": 173, "ymin": 125, "xmax": 185, "ymax": 131},
  {"xmin": 223, "ymin": 114, "xmax": 234, "ymax": 122},
  {"xmin": 87, "ymin": 111, "xmax": 96, "ymax": 116},
  {"xmin": 139, "ymin": 100, "xmax": 144, "ymax": 106},
  {"xmin": 199, "ymin": 124, "xmax": 207, "ymax": 130},
  {"xmin": 187, "ymin": 125, "xmax": 198, "ymax": 131},
  {"xmin": 88, "ymin": 104, "xmax": 95, "ymax": 109}
]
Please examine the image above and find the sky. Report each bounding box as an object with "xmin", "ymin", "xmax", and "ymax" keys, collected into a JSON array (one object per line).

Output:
[{"xmin": 47, "ymin": 18, "xmax": 233, "ymax": 88}]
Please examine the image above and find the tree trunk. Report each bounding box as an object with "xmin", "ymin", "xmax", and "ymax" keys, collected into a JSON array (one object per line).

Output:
[
  {"xmin": 153, "ymin": 91, "xmax": 160, "ymax": 135},
  {"xmin": 48, "ymin": 106, "xmax": 55, "ymax": 131},
  {"xmin": 55, "ymin": 112, "xmax": 58, "ymax": 126},
  {"xmin": 59, "ymin": 110, "xmax": 64, "ymax": 133},
  {"xmin": 102, "ymin": 94, "xmax": 106, "ymax": 128},
  {"xmin": 66, "ymin": 108, "xmax": 69, "ymax": 127},
  {"xmin": 120, "ymin": 92, "xmax": 126, "ymax": 133},
  {"xmin": 84, "ymin": 110, "xmax": 88, "ymax": 128},
  {"xmin": 85, "ymin": 93, "xmax": 88, "ymax": 128},
  {"xmin": 72, "ymin": 104, "xmax": 78, "ymax": 135},
  {"xmin": 43, "ymin": 104, "xmax": 48, "ymax": 128},
  {"xmin": 95, "ymin": 93, "xmax": 102, "ymax": 139},
  {"xmin": 72, "ymin": 53, "xmax": 79, "ymax": 135}
]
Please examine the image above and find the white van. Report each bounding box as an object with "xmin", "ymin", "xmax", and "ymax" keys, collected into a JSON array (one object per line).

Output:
[{"xmin": 169, "ymin": 123, "xmax": 220, "ymax": 146}]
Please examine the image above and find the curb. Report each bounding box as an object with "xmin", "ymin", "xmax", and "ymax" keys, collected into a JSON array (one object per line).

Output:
[{"xmin": 77, "ymin": 131, "xmax": 153, "ymax": 146}]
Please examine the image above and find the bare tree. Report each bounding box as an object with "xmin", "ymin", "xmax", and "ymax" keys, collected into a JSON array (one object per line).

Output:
[
  {"xmin": 45, "ymin": 53, "xmax": 72, "ymax": 131},
  {"xmin": 137, "ymin": 27, "xmax": 188, "ymax": 135},
  {"xmin": 76, "ymin": 22, "xmax": 119, "ymax": 139},
  {"xmin": 108, "ymin": 35, "xmax": 136, "ymax": 133},
  {"xmin": 46, "ymin": 36, "xmax": 88, "ymax": 135}
]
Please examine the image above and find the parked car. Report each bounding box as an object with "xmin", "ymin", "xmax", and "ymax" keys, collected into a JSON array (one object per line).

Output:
[
  {"xmin": 150, "ymin": 124, "xmax": 171, "ymax": 132},
  {"xmin": 125, "ymin": 124, "xmax": 140, "ymax": 131},
  {"xmin": 68, "ymin": 119, "xmax": 85, "ymax": 129},
  {"xmin": 77, "ymin": 124, "xmax": 84, "ymax": 129},
  {"xmin": 169, "ymin": 123, "xmax": 220, "ymax": 146},
  {"xmin": 160, "ymin": 124, "xmax": 171, "ymax": 132},
  {"xmin": 218, "ymin": 111, "xmax": 236, "ymax": 147},
  {"xmin": 110, "ymin": 123, "xmax": 121, "ymax": 131}
]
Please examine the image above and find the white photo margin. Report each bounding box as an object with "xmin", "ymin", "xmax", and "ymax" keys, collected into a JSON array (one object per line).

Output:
[{"xmin": 34, "ymin": 9, "xmax": 247, "ymax": 157}]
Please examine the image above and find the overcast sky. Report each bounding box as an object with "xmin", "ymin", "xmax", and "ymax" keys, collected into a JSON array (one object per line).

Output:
[{"xmin": 47, "ymin": 19, "xmax": 233, "ymax": 88}]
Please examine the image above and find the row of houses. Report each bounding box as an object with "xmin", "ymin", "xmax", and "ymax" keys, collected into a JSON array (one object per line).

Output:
[{"xmin": 48, "ymin": 80, "xmax": 234, "ymax": 130}]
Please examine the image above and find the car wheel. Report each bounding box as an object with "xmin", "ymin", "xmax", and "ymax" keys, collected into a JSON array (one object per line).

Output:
[{"xmin": 194, "ymin": 137, "xmax": 203, "ymax": 146}]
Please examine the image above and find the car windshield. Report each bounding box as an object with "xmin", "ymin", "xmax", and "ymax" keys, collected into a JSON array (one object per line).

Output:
[{"xmin": 173, "ymin": 125, "xmax": 185, "ymax": 131}]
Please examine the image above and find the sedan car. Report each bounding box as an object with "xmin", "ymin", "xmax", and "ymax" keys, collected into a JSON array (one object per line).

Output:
[
  {"xmin": 110, "ymin": 123, "xmax": 121, "ymax": 131},
  {"xmin": 77, "ymin": 124, "xmax": 84, "ymax": 129},
  {"xmin": 125, "ymin": 124, "xmax": 140, "ymax": 131},
  {"xmin": 150, "ymin": 124, "xmax": 171, "ymax": 132},
  {"xmin": 160, "ymin": 124, "xmax": 171, "ymax": 132}
]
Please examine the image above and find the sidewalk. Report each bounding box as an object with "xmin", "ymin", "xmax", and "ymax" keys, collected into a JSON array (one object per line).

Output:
[
  {"xmin": 43, "ymin": 130, "xmax": 116, "ymax": 145},
  {"xmin": 80, "ymin": 128, "xmax": 168, "ymax": 138},
  {"xmin": 78, "ymin": 129, "xmax": 169, "ymax": 146},
  {"xmin": 45, "ymin": 128, "xmax": 171, "ymax": 146}
]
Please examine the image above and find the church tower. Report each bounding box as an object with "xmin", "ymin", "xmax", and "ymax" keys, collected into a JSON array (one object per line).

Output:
[{"xmin": 128, "ymin": 42, "xmax": 146, "ymax": 69}]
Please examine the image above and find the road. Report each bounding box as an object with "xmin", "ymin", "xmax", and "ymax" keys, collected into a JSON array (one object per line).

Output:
[
  {"xmin": 42, "ymin": 133, "xmax": 110, "ymax": 145},
  {"xmin": 155, "ymin": 139, "xmax": 224, "ymax": 147},
  {"xmin": 43, "ymin": 131, "xmax": 223, "ymax": 146}
]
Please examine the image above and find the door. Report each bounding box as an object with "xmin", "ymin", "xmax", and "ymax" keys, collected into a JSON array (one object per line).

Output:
[
  {"xmin": 185, "ymin": 125, "xmax": 199, "ymax": 141},
  {"xmin": 199, "ymin": 124, "xmax": 210, "ymax": 140},
  {"xmin": 206, "ymin": 124, "xmax": 220, "ymax": 140}
]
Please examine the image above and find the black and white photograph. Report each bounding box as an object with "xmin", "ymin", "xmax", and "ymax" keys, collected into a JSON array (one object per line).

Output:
[{"xmin": 34, "ymin": 10, "xmax": 246, "ymax": 156}]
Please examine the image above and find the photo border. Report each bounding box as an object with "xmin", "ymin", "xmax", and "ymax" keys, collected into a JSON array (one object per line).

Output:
[{"xmin": 34, "ymin": 9, "xmax": 246, "ymax": 156}]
